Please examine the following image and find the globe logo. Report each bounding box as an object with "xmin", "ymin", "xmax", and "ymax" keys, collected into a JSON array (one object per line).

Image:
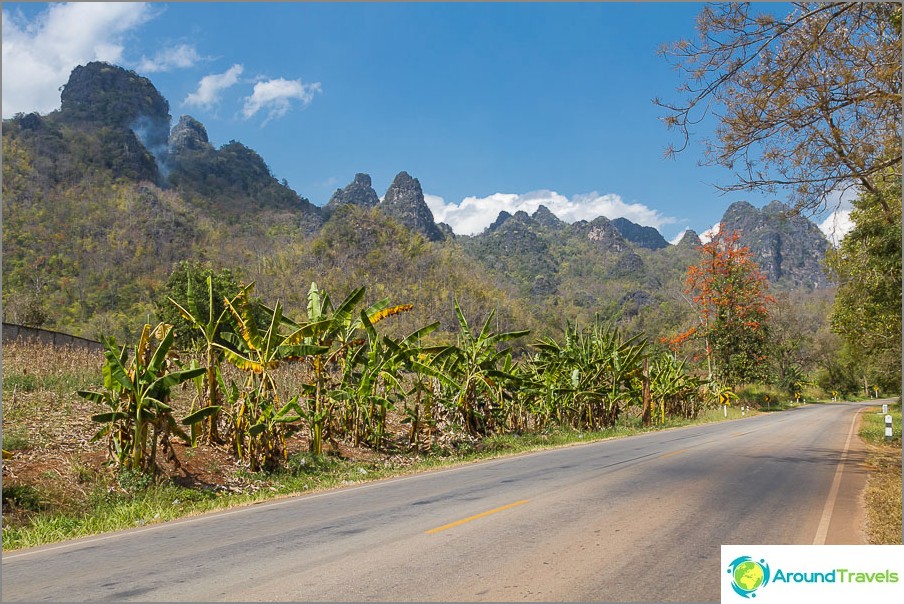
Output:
[{"xmin": 727, "ymin": 556, "xmax": 771, "ymax": 598}]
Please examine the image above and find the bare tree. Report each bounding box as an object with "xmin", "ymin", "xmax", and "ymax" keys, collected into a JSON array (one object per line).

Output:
[{"xmin": 656, "ymin": 2, "xmax": 901, "ymax": 220}]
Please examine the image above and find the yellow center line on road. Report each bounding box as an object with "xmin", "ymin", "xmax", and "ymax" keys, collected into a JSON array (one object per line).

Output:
[
  {"xmin": 658, "ymin": 448, "xmax": 688, "ymax": 459},
  {"xmin": 425, "ymin": 500, "xmax": 530, "ymax": 534}
]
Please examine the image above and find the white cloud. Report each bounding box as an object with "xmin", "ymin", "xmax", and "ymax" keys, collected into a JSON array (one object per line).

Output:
[
  {"xmin": 816, "ymin": 185, "xmax": 858, "ymax": 247},
  {"xmin": 184, "ymin": 64, "xmax": 244, "ymax": 109},
  {"xmin": 137, "ymin": 43, "xmax": 200, "ymax": 73},
  {"xmin": 1, "ymin": 2, "xmax": 154, "ymax": 117},
  {"xmin": 242, "ymin": 77, "xmax": 321, "ymax": 124},
  {"xmin": 699, "ymin": 222, "xmax": 722, "ymax": 244},
  {"xmin": 819, "ymin": 209, "xmax": 853, "ymax": 247},
  {"xmin": 425, "ymin": 189, "xmax": 677, "ymax": 236}
]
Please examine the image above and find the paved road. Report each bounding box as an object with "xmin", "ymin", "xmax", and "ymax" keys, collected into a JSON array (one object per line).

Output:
[{"xmin": 2, "ymin": 401, "xmax": 874, "ymax": 602}]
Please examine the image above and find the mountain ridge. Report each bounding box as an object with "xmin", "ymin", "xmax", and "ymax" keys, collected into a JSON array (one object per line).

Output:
[{"xmin": 2, "ymin": 61, "xmax": 834, "ymax": 343}]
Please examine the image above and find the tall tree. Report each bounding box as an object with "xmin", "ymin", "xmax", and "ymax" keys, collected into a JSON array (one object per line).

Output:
[
  {"xmin": 656, "ymin": 2, "xmax": 902, "ymax": 215},
  {"xmin": 667, "ymin": 227, "xmax": 774, "ymax": 388},
  {"xmin": 827, "ymin": 172, "xmax": 902, "ymax": 391}
]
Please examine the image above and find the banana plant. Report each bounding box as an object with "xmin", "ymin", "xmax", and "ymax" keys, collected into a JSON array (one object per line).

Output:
[
  {"xmin": 278, "ymin": 282, "xmax": 368, "ymax": 455},
  {"xmin": 649, "ymin": 353, "xmax": 703, "ymax": 423},
  {"xmin": 348, "ymin": 315, "xmax": 446, "ymax": 449},
  {"xmin": 531, "ymin": 320, "xmax": 646, "ymax": 430},
  {"xmin": 78, "ymin": 323, "xmax": 207, "ymax": 474},
  {"xmin": 215, "ymin": 285, "xmax": 327, "ymax": 469},
  {"xmin": 287, "ymin": 283, "xmax": 425, "ymax": 454},
  {"xmin": 168, "ymin": 275, "xmax": 231, "ymax": 444},
  {"xmin": 433, "ymin": 300, "xmax": 529, "ymax": 436},
  {"xmin": 598, "ymin": 324, "xmax": 647, "ymax": 426}
]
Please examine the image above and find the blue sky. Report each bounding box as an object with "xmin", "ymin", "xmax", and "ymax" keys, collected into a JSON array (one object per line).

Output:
[{"xmin": 2, "ymin": 2, "xmax": 849, "ymax": 242}]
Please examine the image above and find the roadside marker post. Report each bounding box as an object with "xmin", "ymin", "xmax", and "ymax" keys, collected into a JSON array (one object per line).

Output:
[
  {"xmin": 886, "ymin": 415, "xmax": 893, "ymax": 442},
  {"xmin": 882, "ymin": 403, "xmax": 888, "ymax": 414}
]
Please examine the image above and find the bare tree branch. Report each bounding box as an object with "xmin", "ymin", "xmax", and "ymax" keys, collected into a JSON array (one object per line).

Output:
[{"xmin": 656, "ymin": 2, "xmax": 902, "ymax": 217}]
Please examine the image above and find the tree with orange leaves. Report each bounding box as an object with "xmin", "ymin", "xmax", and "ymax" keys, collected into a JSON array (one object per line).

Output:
[{"xmin": 665, "ymin": 225, "xmax": 775, "ymax": 388}]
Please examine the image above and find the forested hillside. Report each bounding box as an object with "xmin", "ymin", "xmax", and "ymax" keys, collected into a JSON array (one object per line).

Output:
[{"xmin": 2, "ymin": 61, "xmax": 834, "ymax": 354}]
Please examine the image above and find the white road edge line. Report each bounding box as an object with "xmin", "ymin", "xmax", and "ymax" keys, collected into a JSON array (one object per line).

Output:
[{"xmin": 812, "ymin": 409, "xmax": 860, "ymax": 545}]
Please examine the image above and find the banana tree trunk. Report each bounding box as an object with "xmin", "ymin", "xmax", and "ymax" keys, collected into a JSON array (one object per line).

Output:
[
  {"xmin": 312, "ymin": 362, "xmax": 324, "ymax": 456},
  {"xmin": 204, "ymin": 347, "xmax": 221, "ymax": 444}
]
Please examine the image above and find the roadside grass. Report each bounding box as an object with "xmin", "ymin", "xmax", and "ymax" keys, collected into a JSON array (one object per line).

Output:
[
  {"xmin": 859, "ymin": 400, "xmax": 902, "ymax": 545},
  {"xmin": 736, "ymin": 383, "xmax": 787, "ymax": 409}
]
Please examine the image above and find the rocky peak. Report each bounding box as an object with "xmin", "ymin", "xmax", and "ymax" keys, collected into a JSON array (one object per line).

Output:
[
  {"xmin": 674, "ymin": 229, "xmax": 702, "ymax": 249},
  {"xmin": 325, "ymin": 172, "xmax": 380, "ymax": 216},
  {"xmin": 574, "ymin": 216, "xmax": 628, "ymax": 253},
  {"xmin": 611, "ymin": 217, "xmax": 668, "ymax": 250},
  {"xmin": 55, "ymin": 62, "xmax": 172, "ymax": 183},
  {"xmin": 379, "ymin": 171, "xmax": 445, "ymax": 242},
  {"xmin": 169, "ymin": 115, "xmax": 212, "ymax": 154},
  {"xmin": 487, "ymin": 211, "xmax": 513, "ymax": 233},
  {"xmin": 763, "ymin": 199, "xmax": 792, "ymax": 215},
  {"xmin": 60, "ymin": 61, "xmax": 170, "ymax": 139},
  {"xmin": 532, "ymin": 205, "xmax": 565, "ymax": 230},
  {"xmin": 437, "ymin": 222, "xmax": 456, "ymax": 240},
  {"xmin": 720, "ymin": 200, "xmax": 830, "ymax": 289}
]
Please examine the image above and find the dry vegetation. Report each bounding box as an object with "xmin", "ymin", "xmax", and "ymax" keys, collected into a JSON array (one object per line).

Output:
[
  {"xmin": 859, "ymin": 404, "xmax": 903, "ymax": 545},
  {"xmin": 0, "ymin": 340, "xmax": 406, "ymax": 540}
]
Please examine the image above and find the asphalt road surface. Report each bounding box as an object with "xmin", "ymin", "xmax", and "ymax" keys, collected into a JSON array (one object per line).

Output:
[{"xmin": 2, "ymin": 401, "xmax": 876, "ymax": 602}]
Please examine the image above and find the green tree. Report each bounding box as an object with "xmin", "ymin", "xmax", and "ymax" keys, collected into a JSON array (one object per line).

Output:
[
  {"xmin": 666, "ymin": 227, "xmax": 774, "ymax": 389},
  {"xmin": 768, "ymin": 290, "xmax": 835, "ymax": 391},
  {"xmin": 154, "ymin": 260, "xmax": 244, "ymax": 350},
  {"xmin": 827, "ymin": 174, "xmax": 902, "ymax": 391},
  {"xmin": 657, "ymin": 2, "xmax": 901, "ymax": 214}
]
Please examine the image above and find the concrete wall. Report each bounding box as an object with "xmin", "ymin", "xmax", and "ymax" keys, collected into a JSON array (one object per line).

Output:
[{"xmin": 2, "ymin": 323, "xmax": 104, "ymax": 352}]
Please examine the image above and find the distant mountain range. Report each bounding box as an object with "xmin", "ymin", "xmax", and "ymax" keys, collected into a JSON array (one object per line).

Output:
[{"xmin": 1, "ymin": 62, "xmax": 833, "ymax": 341}]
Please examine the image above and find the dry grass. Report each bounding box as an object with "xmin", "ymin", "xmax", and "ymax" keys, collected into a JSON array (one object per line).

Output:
[
  {"xmin": 859, "ymin": 402, "xmax": 903, "ymax": 544},
  {"xmin": 862, "ymin": 444, "xmax": 903, "ymax": 544}
]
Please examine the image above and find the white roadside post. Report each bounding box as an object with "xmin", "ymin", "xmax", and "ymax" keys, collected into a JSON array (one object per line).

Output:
[
  {"xmin": 883, "ymin": 403, "xmax": 888, "ymax": 414},
  {"xmin": 886, "ymin": 415, "xmax": 893, "ymax": 442}
]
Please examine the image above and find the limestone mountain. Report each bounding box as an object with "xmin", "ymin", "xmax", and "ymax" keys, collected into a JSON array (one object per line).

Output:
[
  {"xmin": 2, "ymin": 60, "xmax": 837, "ymax": 346},
  {"xmin": 721, "ymin": 200, "xmax": 830, "ymax": 289},
  {"xmin": 8, "ymin": 61, "xmax": 172, "ymax": 185},
  {"xmin": 167, "ymin": 115, "xmax": 322, "ymax": 232},
  {"xmin": 61, "ymin": 60, "xmax": 171, "ymax": 169},
  {"xmin": 531, "ymin": 205, "xmax": 567, "ymax": 231},
  {"xmin": 611, "ymin": 217, "xmax": 669, "ymax": 250},
  {"xmin": 572, "ymin": 216, "xmax": 631, "ymax": 254},
  {"xmin": 378, "ymin": 171, "xmax": 446, "ymax": 242},
  {"xmin": 168, "ymin": 115, "xmax": 213, "ymax": 154},
  {"xmin": 674, "ymin": 229, "xmax": 702, "ymax": 249},
  {"xmin": 324, "ymin": 173, "xmax": 381, "ymax": 216}
]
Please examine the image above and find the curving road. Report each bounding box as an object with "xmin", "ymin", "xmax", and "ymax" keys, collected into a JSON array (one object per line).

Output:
[{"xmin": 2, "ymin": 401, "xmax": 875, "ymax": 602}]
